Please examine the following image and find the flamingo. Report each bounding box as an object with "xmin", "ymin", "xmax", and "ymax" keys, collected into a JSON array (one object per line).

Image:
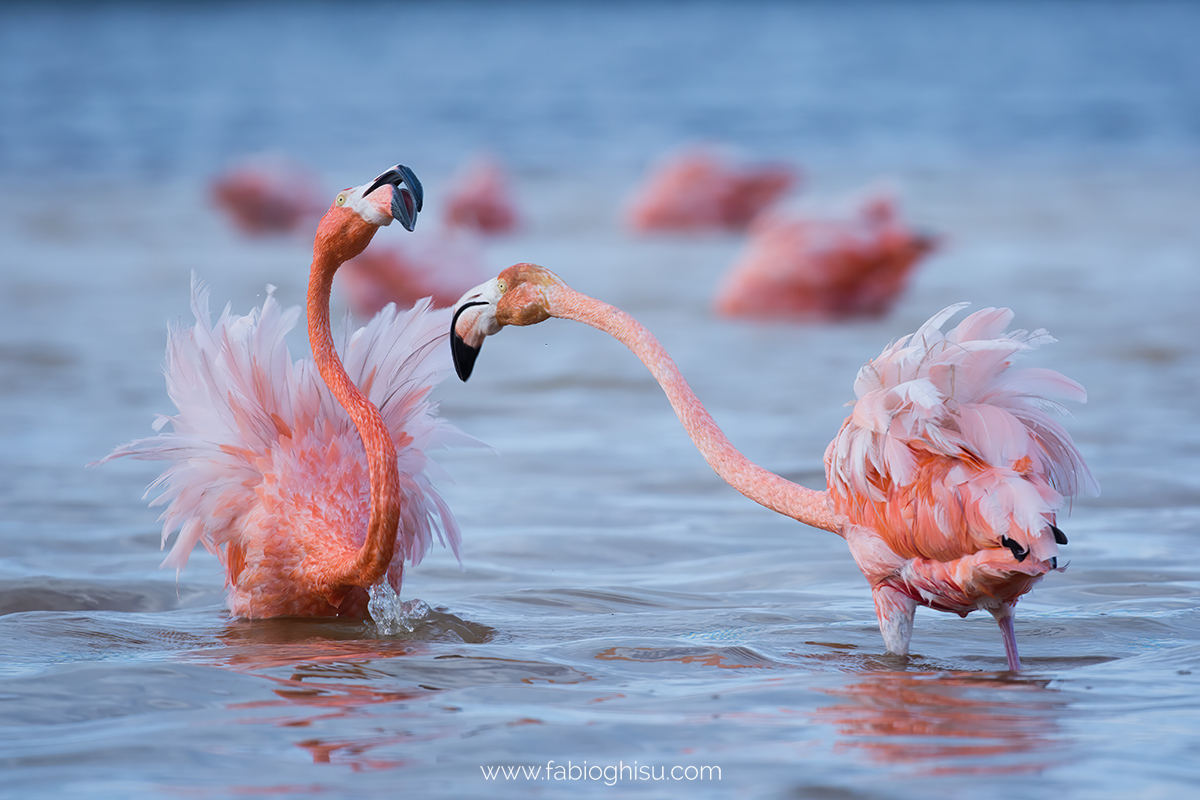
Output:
[
  {"xmin": 442, "ymin": 155, "xmax": 520, "ymax": 235},
  {"xmin": 714, "ymin": 192, "xmax": 938, "ymax": 321},
  {"xmin": 624, "ymin": 147, "xmax": 798, "ymax": 233},
  {"xmin": 209, "ymin": 158, "xmax": 325, "ymax": 235},
  {"xmin": 338, "ymin": 226, "xmax": 490, "ymax": 316},
  {"xmin": 101, "ymin": 165, "xmax": 476, "ymax": 619},
  {"xmin": 450, "ymin": 264, "xmax": 1098, "ymax": 670}
]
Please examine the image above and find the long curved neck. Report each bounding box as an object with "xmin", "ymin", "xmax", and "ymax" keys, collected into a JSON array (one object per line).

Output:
[
  {"xmin": 547, "ymin": 286, "xmax": 839, "ymax": 533},
  {"xmin": 307, "ymin": 245, "xmax": 400, "ymax": 595}
]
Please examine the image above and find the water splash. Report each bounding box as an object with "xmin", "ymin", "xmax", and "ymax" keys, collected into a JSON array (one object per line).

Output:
[{"xmin": 367, "ymin": 581, "xmax": 431, "ymax": 636}]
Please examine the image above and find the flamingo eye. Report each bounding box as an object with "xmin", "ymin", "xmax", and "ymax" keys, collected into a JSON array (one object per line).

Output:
[
  {"xmin": 335, "ymin": 192, "xmax": 347, "ymax": 207},
  {"xmin": 496, "ymin": 279, "xmax": 508, "ymax": 294}
]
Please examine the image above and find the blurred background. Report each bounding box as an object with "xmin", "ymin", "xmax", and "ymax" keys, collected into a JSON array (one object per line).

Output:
[{"xmin": 1, "ymin": 1, "xmax": 1196, "ymax": 178}]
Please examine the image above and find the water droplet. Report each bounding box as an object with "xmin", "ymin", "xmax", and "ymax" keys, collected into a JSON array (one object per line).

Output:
[{"xmin": 368, "ymin": 581, "xmax": 431, "ymax": 635}]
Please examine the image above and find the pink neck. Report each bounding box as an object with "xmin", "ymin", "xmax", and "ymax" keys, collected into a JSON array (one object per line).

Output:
[
  {"xmin": 307, "ymin": 245, "xmax": 401, "ymax": 596},
  {"xmin": 547, "ymin": 286, "xmax": 839, "ymax": 533}
]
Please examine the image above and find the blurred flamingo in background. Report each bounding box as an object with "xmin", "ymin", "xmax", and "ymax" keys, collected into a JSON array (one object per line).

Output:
[
  {"xmin": 338, "ymin": 227, "xmax": 490, "ymax": 315},
  {"xmin": 442, "ymin": 155, "xmax": 520, "ymax": 235},
  {"xmin": 624, "ymin": 146, "xmax": 798, "ymax": 233},
  {"xmin": 209, "ymin": 157, "xmax": 325, "ymax": 235},
  {"xmin": 451, "ymin": 264, "xmax": 1098, "ymax": 670},
  {"xmin": 714, "ymin": 191, "xmax": 938, "ymax": 321},
  {"xmin": 210, "ymin": 154, "xmax": 506, "ymax": 316},
  {"xmin": 101, "ymin": 165, "xmax": 477, "ymax": 618}
]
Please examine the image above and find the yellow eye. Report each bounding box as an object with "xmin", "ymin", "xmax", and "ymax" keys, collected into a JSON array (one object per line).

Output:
[
  {"xmin": 496, "ymin": 279, "xmax": 508, "ymax": 294},
  {"xmin": 335, "ymin": 192, "xmax": 347, "ymax": 207}
]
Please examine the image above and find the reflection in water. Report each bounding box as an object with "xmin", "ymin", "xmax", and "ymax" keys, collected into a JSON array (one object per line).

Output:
[
  {"xmin": 812, "ymin": 671, "xmax": 1068, "ymax": 775},
  {"xmin": 237, "ymin": 668, "xmax": 429, "ymax": 770},
  {"xmin": 591, "ymin": 645, "xmax": 1069, "ymax": 776},
  {"xmin": 595, "ymin": 644, "xmax": 784, "ymax": 670},
  {"xmin": 178, "ymin": 608, "xmax": 507, "ymax": 770}
]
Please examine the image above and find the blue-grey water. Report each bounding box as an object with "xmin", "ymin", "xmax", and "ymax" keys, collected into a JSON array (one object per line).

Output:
[{"xmin": 2, "ymin": 2, "xmax": 1199, "ymax": 798}]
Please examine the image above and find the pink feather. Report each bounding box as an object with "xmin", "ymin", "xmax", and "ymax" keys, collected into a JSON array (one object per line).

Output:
[{"xmin": 100, "ymin": 276, "xmax": 480, "ymax": 602}]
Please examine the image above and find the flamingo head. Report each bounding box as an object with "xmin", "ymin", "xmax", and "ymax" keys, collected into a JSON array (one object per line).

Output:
[
  {"xmin": 329, "ymin": 164, "xmax": 424, "ymax": 229},
  {"xmin": 450, "ymin": 263, "xmax": 562, "ymax": 381},
  {"xmin": 360, "ymin": 163, "xmax": 424, "ymax": 231},
  {"xmin": 316, "ymin": 164, "xmax": 424, "ymax": 263}
]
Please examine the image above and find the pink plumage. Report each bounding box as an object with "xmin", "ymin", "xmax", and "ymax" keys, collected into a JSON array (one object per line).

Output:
[
  {"xmin": 827, "ymin": 303, "xmax": 1099, "ymax": 665},
  {"xmin": 624, "ymin": 147, "xmax": 798, "ymax": 233},
  {"xmin": 209, "ymin": 160, "xmax": 325, "ymax": 235},
  {"xmin": 714, "ymin": 192, "xmax": 937, "ymax": 321},
  {"xmin": 102, "ymin": 277, "xmax": 476, "ymax": 618},
  {"xmin": 442, "ymin": 156, "xmax": 520, "ymax": 235}
]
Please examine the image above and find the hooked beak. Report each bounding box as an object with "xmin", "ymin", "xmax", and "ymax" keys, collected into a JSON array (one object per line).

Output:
[
  {"xmin": 450, "ymin": 278, "xmax": 505, "ymax": 381},
  {"xmin": 364, "ymin": 164, "xmax": 424, "ymax": 231}
]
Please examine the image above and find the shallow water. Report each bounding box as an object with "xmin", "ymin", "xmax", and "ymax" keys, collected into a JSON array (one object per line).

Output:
[{"xmin": 3, "ymin": 2, "xmax": 1200, "ymax": 799}]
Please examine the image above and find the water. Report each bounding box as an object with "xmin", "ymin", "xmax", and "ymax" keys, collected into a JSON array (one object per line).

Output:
[{"xmin": 2, "ymin": 2, "xmax": 1199, "ymax": 798}]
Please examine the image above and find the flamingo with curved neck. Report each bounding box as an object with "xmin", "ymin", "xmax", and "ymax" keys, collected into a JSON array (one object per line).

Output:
[
  {"xmin": 303, "ymin": 165, "xmax": 421, "ymax": 600},
  {"xmin": 103, "ymin": 165, "xmax": 472, "ymax": 619},
  {"xmin": 451, "ymin": 263, "xmax": 1098, "ymax": 670}
]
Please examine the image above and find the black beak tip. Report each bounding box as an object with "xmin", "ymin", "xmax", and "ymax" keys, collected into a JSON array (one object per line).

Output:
[
  {"xmin": 395, "ymin": 164, "xmax": 424, "ymax": 212},
  {"xmin": 392, "ymin": 188, "xmax": 418, "ymax": 231},
  {"xmin": 450, "ymin": 299, "xmax": 490, "ymax": 381},
  {"xmin": 366, "ymin": 163, "xmax": 424, "ymax": 230},
  {"xmin": 451, "ymin": 333, "xmax": 480, "ymax": 382}
]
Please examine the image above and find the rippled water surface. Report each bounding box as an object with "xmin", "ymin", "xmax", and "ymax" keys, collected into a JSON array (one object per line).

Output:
[{"xmin": 2, "ymin": 2, "xmax": 1199, "ymax": 798}]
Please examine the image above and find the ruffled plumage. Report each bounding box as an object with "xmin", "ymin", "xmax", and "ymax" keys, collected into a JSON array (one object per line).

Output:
[
  {"xmin": 826, "ymin": 303, "xmax": 1099, "ymax": 578},
  {"xmin": 101, "ymin": 276, "xmax": 479, "ymax": 615}
]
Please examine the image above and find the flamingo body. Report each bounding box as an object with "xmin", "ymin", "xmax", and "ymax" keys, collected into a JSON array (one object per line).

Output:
[
  {"xmin": 451, "ymin": 265, "xmax": 1097, "ymax": 669},
  {"xmin": 715, "ymin": 193, "xmax": 937, "ymax": 321},
  {"xmin": 104, "ymin": 166, "xmax": 475, "ymax": 619},
  {"xmin": 443, "ymin": 157, "xmax": 520, "ymax": 235},
  {"xmin": 105, "ymin": 282, "xmax": 468, "ymax": 618},
  {"xmin": 826, "ymin": 304, "xmax": 1098, "ymax": 657},
  {"xmin": 210, "ymin": 160, "xmax": 325, "ymax": 235},
  {"xmin": 625, "ymin": 148, "xmax": 797, "ymax": 233},
  {"xmin": 341, "ymin": 229, "xmax": 489, "ymax": 316}
]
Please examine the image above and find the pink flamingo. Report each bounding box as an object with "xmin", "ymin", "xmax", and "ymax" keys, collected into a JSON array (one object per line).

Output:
[
  {"xmin": 101, "ymin": 165, "xmax": 476, "ymax": 619},
  {"xmin": 624, "ymin": 147, "xmax": 798, "ymax": 233},
  {"xmin": 451, "ymin": 264, "xmax": 1098, "ymax": 670},
  {"xmin": 209, "ymin": 159, "xmax": 325, "ymax": 235},
  {"xmin": 442, "ymin": 156, "xmax": 520, "ymax": 235},
  {"xmin": 339, "ymin": 228, "xmax": 490, "ymax": 316},
  {"xmin": 714, "ymin": 192, "xmax": 938, "ymax": 321}
]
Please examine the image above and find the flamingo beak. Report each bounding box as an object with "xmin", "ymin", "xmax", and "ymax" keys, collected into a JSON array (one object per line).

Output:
[
  {"xmin": 364, "ymin": 164, "xmax": 424, "ymax": 231},
  {"xmin": 450, "ymin": 278, "xmax": 504, "ymax": 381}
]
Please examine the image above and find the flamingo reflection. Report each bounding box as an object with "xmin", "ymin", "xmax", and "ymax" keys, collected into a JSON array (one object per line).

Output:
[
  {"xmin": 182, "ymin": 614, "xmax": 606, "ymax": 771},
  {"xmin": 181, "ymin": 614, "xmax": 495, "ymax": 770},
  {"xmin": 812, "ymin": 671, "xmax": 1065, "ymax": 775}
]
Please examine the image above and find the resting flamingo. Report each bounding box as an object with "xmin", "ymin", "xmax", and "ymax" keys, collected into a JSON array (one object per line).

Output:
[
  {"xmin": 624, "ymin": 147, "xmax": 798, "ymax": 233},
  {"xmin": 442, "ymin": 155, "xmax": 520, "ymax": 235},
  {"xmin": 450, "ymin": 264, "xmax": 1098, "ymax": 670},
  {"xmin": 338, "ymin": 227, "xmax": 490, "ymax": 316},
  {"xmin": 209, "ymin": 158, "xmax": 325, "ymax": 235},
  {"xmin": 714, "ymin": 192, "xmax": 938, "ymax": 321},
  {"xmin": 101, "ymin": 165, "xmax": 476, "ymax": 618}
]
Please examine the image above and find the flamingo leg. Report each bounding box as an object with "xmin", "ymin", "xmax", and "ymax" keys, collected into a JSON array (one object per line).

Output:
[
  {"xmin": 990, "ymin": 605, "xmax": 1022, "ymax": 672},
  {"xmin": 872, "ymin": 585, "xmax": 917, "ymax": 656}
]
